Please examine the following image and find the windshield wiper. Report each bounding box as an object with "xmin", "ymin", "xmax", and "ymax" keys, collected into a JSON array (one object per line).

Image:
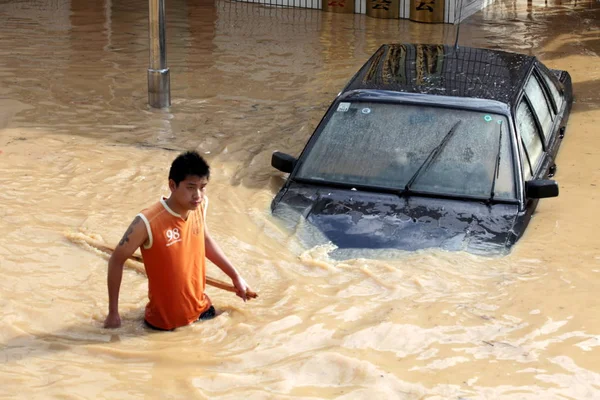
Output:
[
  {"xmin": 489, "ymin": 122, "xmax": 503, "ymax": 203},
  {"xmin": 402, "ymin": 120, "xmax": 462, "ymax": 194}
]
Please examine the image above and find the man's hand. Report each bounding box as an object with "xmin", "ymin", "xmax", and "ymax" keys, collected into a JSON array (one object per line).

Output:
[
  {"xmin": 232, "ymin": 275, "xmax": 250, "ymax": 302},
  {"xmin": 104, "ymin": 312, "xmax": 121, "ymax": 329}
]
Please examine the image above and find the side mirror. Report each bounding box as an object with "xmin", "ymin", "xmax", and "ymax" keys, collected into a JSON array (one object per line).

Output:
[
  {"xmin": 271, "ymin": 151, "xmax": 297, "ymax": 173},
  {"xmin": 526, "ymin": 179, "xmax": 559, "ymax": 199}
]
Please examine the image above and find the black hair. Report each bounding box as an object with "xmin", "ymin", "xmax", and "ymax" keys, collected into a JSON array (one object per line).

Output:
[{"xmin": 168, "ymin": 151, "xmax": 210, "ymax": 186}]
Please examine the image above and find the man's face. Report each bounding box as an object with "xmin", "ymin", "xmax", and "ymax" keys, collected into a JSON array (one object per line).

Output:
[{"xmin": 169, "ymin": 175, "xmax": 209, "ymax": 211}]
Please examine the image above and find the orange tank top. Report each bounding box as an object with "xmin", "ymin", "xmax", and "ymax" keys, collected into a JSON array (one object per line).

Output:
[{"xmin": 137, "ymin": 197, "xmax": 211, "ymax": 330}]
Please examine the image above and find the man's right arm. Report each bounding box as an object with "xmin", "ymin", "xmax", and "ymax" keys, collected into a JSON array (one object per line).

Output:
[{"xmin": 104, "ymin": 215, "xmax": 148, "ymax": 329}]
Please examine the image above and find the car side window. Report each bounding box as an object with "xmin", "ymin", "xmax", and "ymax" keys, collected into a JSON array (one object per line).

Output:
[
  {"xmin": 525, "ymin": 74, "xmax": 554, "ymax": 142},
  {"xmin": 519, "ymin": 140, "xmax": 532, "ymax": 181},
  {"xmin": 517, "ymin": 101, "xmax": 544, "ymax": 179}
]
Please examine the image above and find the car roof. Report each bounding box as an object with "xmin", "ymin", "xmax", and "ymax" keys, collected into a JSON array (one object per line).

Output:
[{"xmin": 343, "ymin": 44, "xmax": 536, "ymax": 106}]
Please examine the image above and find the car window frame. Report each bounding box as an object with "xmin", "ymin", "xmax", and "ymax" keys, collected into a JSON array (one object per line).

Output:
[{"xmin": 290, "ymin": 95, "xmax": 521, "ymax": 205}]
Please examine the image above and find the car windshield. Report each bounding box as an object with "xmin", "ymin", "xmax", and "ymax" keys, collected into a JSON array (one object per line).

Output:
[{"xmin": 296, "ymin": 101, "xmax": 516, "ymax": 200}]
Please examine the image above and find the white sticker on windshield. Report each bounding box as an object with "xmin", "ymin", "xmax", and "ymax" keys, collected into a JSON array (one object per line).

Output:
[
  {"xmin": 362, "ymin": 108, "xmax": 371, "ymax": 114},
  {"xmin": 337, "ymin": 102, "xmax": 350, "ymax": 112}
]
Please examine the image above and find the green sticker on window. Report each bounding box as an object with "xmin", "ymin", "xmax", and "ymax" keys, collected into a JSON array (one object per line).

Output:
[{"xmin": 484, "ymin": 115, "xmax": 492, "ymax": 122}]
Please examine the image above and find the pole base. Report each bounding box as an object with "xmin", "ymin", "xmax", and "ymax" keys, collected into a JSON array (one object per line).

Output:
[{"xmin": 148, "ymin": 68, "xmax": 171, "ymax": 108}]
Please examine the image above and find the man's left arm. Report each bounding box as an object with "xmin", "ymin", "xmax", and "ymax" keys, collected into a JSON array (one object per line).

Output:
[{"xmin": 204, "ymin": 226, "xmax": 250, "ymax": 301}]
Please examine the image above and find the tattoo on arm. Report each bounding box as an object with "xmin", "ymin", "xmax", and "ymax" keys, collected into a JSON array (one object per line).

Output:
[{"xmin": 119, "ymin": 216, "xmax": 142, "ymax": 246}]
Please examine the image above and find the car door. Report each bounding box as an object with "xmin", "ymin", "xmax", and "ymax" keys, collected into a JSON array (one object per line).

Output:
[
  {"xmin": 516, "ymin": 99, "xmax": 545, "ymax": 183},
  {"xmin": 526, "ymin": 65, "xmax": 570, "ymax": 177},
  {"xmin": 535, "ymin": 63, "xmax": 568, "ymax": 161},
  {"xmin": 511, "ymin": 93, "xmax": 550, "ymax": 236},
  {"xmin": 517, "ymin": 69, "xmax": 562, "ymax": 182}
]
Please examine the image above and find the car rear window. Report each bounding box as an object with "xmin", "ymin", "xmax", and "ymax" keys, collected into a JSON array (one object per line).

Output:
[{"xmin": 296, "ymin": 101, "xmax": 516, "ymax": 201}]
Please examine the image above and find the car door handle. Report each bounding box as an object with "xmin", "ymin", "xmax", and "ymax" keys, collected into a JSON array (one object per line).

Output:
[{"xmin": 559, "ymin": 126, "xmax": 566, "ymax": 139}]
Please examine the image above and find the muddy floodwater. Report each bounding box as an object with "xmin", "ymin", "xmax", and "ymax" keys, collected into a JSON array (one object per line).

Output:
[{"xmin": 0, "ymin": 0, "xmax": 599, "ymax": 398}]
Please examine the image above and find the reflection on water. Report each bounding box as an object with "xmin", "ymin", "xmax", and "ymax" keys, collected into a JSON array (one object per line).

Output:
[{"xmin": 0, "ymin": 0, "xmax": 599, "ymax": 398}]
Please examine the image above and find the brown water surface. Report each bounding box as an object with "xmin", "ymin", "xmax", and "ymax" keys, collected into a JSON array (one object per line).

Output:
[{"xmin": 0, "ymin": 0, "xmax": 599, "ymax": 398}]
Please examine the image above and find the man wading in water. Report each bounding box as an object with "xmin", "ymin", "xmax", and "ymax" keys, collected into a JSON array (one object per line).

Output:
[{"xmin": 103, "ymin": 151, "xmax": 251, "ymax": 330}]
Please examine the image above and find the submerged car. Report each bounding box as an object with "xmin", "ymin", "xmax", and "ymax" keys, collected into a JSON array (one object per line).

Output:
[{"xmin": 270, "ymin": 43, "xmax": 573, "ymax": 255}]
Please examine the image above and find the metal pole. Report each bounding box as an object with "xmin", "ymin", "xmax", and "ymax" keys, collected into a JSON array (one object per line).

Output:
[{"xmin": 148, "ymin": 0, "xmax": 170, "ymax": 108}]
